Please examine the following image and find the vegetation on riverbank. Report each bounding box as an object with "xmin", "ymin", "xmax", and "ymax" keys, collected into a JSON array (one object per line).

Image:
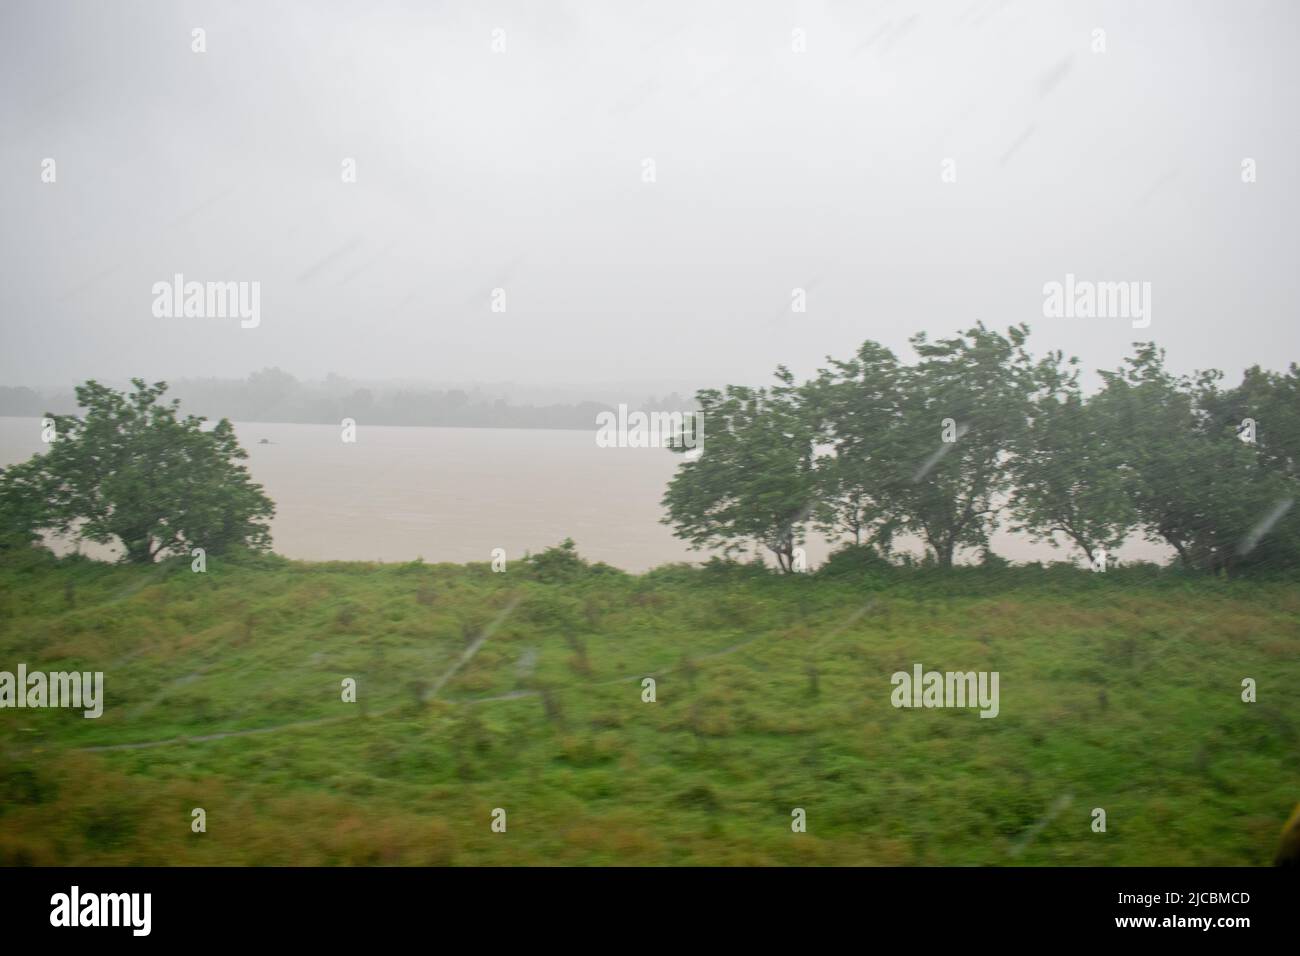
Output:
[{"xmin": 2, "ymin": 544, "xmax": 1296, "ymax": 865}]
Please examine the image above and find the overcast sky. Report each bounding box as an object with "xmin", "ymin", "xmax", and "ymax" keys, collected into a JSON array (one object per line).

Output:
[{"xmin": 2, "ymin": 0, "xmax": 1297, "ymax": 394}]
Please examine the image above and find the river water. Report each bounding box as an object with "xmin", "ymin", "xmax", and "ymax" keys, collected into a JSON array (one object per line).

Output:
[{"xmin": 0, "ymin": 417, "xmax": 1167, "ymax": 570}]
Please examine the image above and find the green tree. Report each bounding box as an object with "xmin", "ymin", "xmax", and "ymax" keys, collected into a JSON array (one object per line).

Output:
[
  {"xmin": 0, "ymin": 456, "xmax": 48, "ymax": 551},
  {"xmin": 804, "ymin": 341, "xmax": 904, "ymax": 556},
  {"xmin": 1009, "ymin": 350, "xmax": 1135, "ymax": 564},
  {"xmin": 661, "ymin": 369, "xmax": 816, "ymax": 572},
  {"xmin": 887, "ymin": 324, "xmax": 1037, "ymax": 568},
  {"xmin": 1199, "ymin": 363, "xmax": 1300, "ymax": 571},
  {"xmin": 0, "ymin": 379, "xmax": 274, "ymax": 563},
  {"xmin": 1198, "ymin": 363, "xmax": 1300, "ymax": 481},
  {"xmin": 1095, "ymin": 346, "xmax": 1295, "ymax": 574}
]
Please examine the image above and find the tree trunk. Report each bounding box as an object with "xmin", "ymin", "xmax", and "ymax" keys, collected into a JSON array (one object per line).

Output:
[
  {"xmin": 771, "ymin": 547, "xmax": 792, "ymax": 573},
  {"xmin": 121, "ymin": 534, "xmax": 155, "ymax": 564},
  {"xmin": 769, "ymin": 537, "xmax": 795, "ymax": 573},
  {"xmin": 933, "ymin": 537, "xmax": 955, "ymax": 569}
]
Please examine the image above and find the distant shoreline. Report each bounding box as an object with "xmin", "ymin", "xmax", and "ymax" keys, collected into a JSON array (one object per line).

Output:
[{"xmin": 0, "ymin": 378, "xmax": 697, "ymax": 432}]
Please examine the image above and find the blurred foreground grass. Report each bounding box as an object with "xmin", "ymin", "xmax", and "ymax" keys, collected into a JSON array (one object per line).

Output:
[{"xmin": 0, "ymin": 546, "xmax": 1297, "ymax": 865}]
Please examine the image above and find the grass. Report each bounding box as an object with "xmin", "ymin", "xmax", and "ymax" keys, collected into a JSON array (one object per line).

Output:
[{"xmin": 0, "ymin": 545, "xmax": 1297, "ymax": 865}]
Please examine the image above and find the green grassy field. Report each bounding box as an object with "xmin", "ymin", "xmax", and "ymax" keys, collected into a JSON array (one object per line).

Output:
[{"xmin": 0, "ymin": 545, "xmax": 1296, "ymax": 865}]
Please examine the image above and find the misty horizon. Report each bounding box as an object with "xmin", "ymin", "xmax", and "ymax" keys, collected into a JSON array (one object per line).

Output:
[{"xmin": 3, "ymin": 1, "xmax": 1298, "ymax": 394}]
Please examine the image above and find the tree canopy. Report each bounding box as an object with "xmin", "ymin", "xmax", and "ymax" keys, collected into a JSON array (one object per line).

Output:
[
  {"xmin": 0, "ymin": 379, "xmax": 275, "ymax": 563},
  {"xmin": 663, "ymin": 328, "xmax": 1299, "ymax": 575}
]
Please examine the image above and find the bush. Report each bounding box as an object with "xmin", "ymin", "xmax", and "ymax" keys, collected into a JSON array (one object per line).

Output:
[
  {"xmin": 815, "ymin": 543, "xmax": 893, "ymax": 579},
  {"xmin": 523, "ymin": 538, "xmax": 585, "ymax": 582},
  {"xmin": 699, "ymin": 554, "xmax": 775, "ymax": 580},
  {"xmin": 523, "ymin": 539, "xmax": 626, "ymax": 584}
]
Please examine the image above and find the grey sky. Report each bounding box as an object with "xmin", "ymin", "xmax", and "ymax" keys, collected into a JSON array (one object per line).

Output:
[{"xmin": 2, "ymin": 0, "xmax": 1297, "ymax": 393}]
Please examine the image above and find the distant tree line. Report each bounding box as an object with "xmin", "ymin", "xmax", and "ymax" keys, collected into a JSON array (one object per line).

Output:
[
  {"xmin": 0, "ymin": 368, "xmax": 693, "ymax": 432},
  {"xmin": 662, "ymin": 324, "xmax": 1299, "ymax": 575}
]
